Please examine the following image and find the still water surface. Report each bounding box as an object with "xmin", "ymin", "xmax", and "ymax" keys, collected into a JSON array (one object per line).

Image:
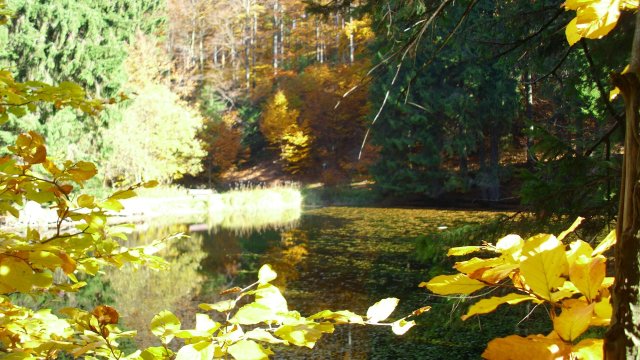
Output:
[{"xmin": 108, "ymin": 206, "xmax": 502, "ymax": 359}]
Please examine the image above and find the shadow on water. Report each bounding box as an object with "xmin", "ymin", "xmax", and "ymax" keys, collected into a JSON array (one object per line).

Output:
[{"xmin": 105, "ymin": 206, "xmax": 548, "ymax": 358}]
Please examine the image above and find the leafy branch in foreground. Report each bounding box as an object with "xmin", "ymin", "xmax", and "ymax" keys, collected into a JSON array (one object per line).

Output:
[
  {"xmin": 141, "ymin": 264, "xmax": 429, "ymax": 359},
  {"xmin": 422, "ymin": 218, "xmax": 614, "ymax": 359}
]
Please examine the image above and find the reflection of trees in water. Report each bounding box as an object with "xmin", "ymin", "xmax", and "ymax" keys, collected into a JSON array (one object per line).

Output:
[
  {"xmin": 106, "ymin": 224, "xmax": 206, "ymax": 348},
  {"xmin": 263, "ymin": 229, "xmax": 309, "ymax": 288}
]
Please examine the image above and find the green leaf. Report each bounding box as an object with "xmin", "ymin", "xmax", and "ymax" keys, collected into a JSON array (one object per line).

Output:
[
  {"xmin": 366, "ymin": 298, "xmax": 399, "ymax": 323},
  {"xmin": 228, "ymin": 340, "xmax": 274, "ymax": 360}
]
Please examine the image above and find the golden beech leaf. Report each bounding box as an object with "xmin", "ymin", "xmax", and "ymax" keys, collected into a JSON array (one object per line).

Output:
[
  {"xmin": 494, "ymin": 234, "xmax": 524, "ymax": 262},
  {"xmin": 553, "ymin": 299, "xmax": 594, "ymax": 342},
  {"xmin": 447, "ymin": 246, "xmax": 484, "ymax": 256},
  {"xmin": 482, "ymin": 334, "xmax": 570, "ymax": 360},
  {"xmin": 592, "ymin": 293, "xmax": 612, "ymax": 326},
  {"xmin": 391, "ymin": 319, "xmax": 416, "ymax": 335},
  {"xmin": 366, "ymin": 298, "xmax": 399, "ymax": 323},
  {"xmin": 520, "ymin": 234, "xmax": 568, "ymax": 301},
  {"xmin": 258, "ymin": 264, "xmax": 277, "ymax": 284},
  {"xmin": 557, "ymin": 217, "xmax": 583, "ymax": 242},
  {"xmin": 573, "ymin": 338, "xmax": 604, "ymax": 360},
  {"xmin": 569, "ymin": 255, "xmax": 606, "ymax": 301},
  {"xmin": 420, "ymin": 274, "xmax": 486, "ymax": 295},
  {"xmin": 453, "ymin": 257, "xmax": 503, "ymax": 276},
  {"xmin": 592, "ymin": 229, "xmax": 616, "ymax": 256},
  {"xmin": 564, "ymin": 0, "xmax": 623, "ymax": 46},
  {"xmin": 566, "ymin": 240, "xmax": 593, "ymax": 267},
  {"xmin": 67, "ymin": 161, "xmax": 97, "ymax": 182},
  {"xmin": 461, "ymin": 293, "xmax": 539, "ymax": 321},
  {"xmin": 473, "ymin": 262, "xmax": 520, "ymax": 284}
]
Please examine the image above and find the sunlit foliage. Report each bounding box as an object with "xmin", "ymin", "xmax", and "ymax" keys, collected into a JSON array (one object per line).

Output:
[
  {"xmin": 103, "ymin": 84, "xmax": 206, "ymax": 184},
  {"xmin": 423, "ymin": 218, "xmax": 614, "ymax": 359}
]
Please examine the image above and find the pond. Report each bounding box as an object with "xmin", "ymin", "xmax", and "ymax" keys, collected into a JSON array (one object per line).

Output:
[{"xmin": 102, "ymin": 206, "xmax": 540, "ymax": 359}]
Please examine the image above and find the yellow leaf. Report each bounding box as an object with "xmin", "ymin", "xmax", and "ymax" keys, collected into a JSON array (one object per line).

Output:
[
  {"xmin": 566, "ymin": 240, "xmax": 593, "ymax": 267},
  {"xmin": 592, "ymin": 229, "xmax": 616, "ymax": 256},
  {"xmin": 495, "ymin": 234, "xmax": 524, "ymax": 261},
  {"xmin": 461, "ymin": 293, "xmax": 539, "ymax": 321},
  {"xmin": 258, "ymin": 264, "xmax": 277, "ymax": 284},
  {"xmin": 447, "ymin": 246, "xmax": 484, "ymax": 256},
  {"xmin": 475, "ymin": 262, "xmax": 519, "ymax": 284},
  {"xmin": 366, "ymin": 298, "xmax": 399, "ymax": 323},
  {"xmin": 67, "ymin": 161, "xmax": 97, "ymax": 182},
  {"xmin": 553, "ymin": 299, "xmax": 594, "ymax": 342},
  {"xmin": 610, "ymin": 86, "xmax": 621, "ymax": 101},
  {"xmin": 150, "ymin": 310, "xmax": 181, "ymax": 343},
  {"xmin": 199, "ymin": 300, "xmax": 236, "ymax": 313},
  {"xmin": 592, "ymin": 293, "xmax": 612, "ymax": 326},
  {"xmin": 77, "ymin": 194, "xmax": 95, "ymax": 208},
  {"xmin": 420, "ymin": 274, "xmax": 486, "ymax": 295},
  {"xmin": 245, "ymin": 328, "xmax": 288, "ymax": 344},
  {"xmin": 557, "ymin": 217, "xmax": 583, "ymax": 241},
  {"xmin": 482, "ymin": 334, "xmax": 570, "ymax": 360},
  {"xmin": 520, "ymin": 235, "xmax": 568, "ymax": 301},
  {"xmin": 254, "ymin": 284, "xmax": 288, "ymax": 313},
  {"xmin": 391, "ymin": 319, "xmax": 416, "ymax": 335},
  {"xmin": 274, "ymin": 322, "xmax": 334, "ymax": 348},
  {"xmin": 565, "ymin": 0, "xmax": 622, "ymax": 45},
  {"xmin": 569, "ymin": 255, "xmax": 606, "ymax": 301},
  {"xmin": 573, "ymin": 338, "xmax": 604, "ymax": 360},
  {"xmin": 453, "ymin": 257, "xmax": 503, "ymax": 275}
]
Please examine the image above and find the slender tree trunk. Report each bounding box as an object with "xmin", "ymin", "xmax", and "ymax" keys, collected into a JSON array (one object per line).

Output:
[
  {"xmin": 605, "ymin": 10, "xmax": 640, "ymax": 360},
  {"xmin": 349, "ymin": 6, "xmax": 354, "ymax": 64},
  {"xmin": 489, "ymin": 126, "xmax": 500, "ymax": 201},
  {"xmin": 273, "ymin": 0, "xmax": 279, "ymax": 76},
  {"xmin": 244, "ymin": 0, "xmax": 251, "ymax": 92},
  {"xmin": 252, "ymin": 12, "xmax": 257, "ymax": 89},
  {"xmin": 315, "ymin": 18, "xmax": 320, "ymax": 63},
  {"xmin": 524, "ymin": 70, "xmax": 536, "ymax": 165}
]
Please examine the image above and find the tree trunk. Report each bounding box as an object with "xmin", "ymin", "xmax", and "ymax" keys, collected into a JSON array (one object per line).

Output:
[
  {"xmin": 524, "ymin": 70, "xmax": 536, "ymax": 165},
  {"xmin": 244, "ymin": 0, "xmax": 251, "ymax": 93},
  {"xmin": 605, "ymin": 10, "xmax": 640, "ymax": 359},
  {"xmin": 273, "ymin": 0, "xmax": 278, "ymax": 76}
]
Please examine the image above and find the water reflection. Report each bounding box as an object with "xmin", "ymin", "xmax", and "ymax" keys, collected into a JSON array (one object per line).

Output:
[{"xmin": 108, "ymin": 206, "xmax": 502, "ymax": 357}]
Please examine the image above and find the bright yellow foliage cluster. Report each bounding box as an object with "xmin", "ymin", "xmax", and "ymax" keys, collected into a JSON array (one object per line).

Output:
[
  {"xmin": 564, "ymin": 0, "xmax": 638, "ymax": 46},
  {"xmin": 423, "ymin": 218, "xmax": 615, "ymax": 359},
  {"xmin": 260, "ymin": 91, "xmax": 313, "ymax": 173}
]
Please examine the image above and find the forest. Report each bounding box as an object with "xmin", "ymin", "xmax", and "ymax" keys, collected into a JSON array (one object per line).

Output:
[{"xmin": 0, "ymin": 0, "xmax": 639, "ymax": 359}]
